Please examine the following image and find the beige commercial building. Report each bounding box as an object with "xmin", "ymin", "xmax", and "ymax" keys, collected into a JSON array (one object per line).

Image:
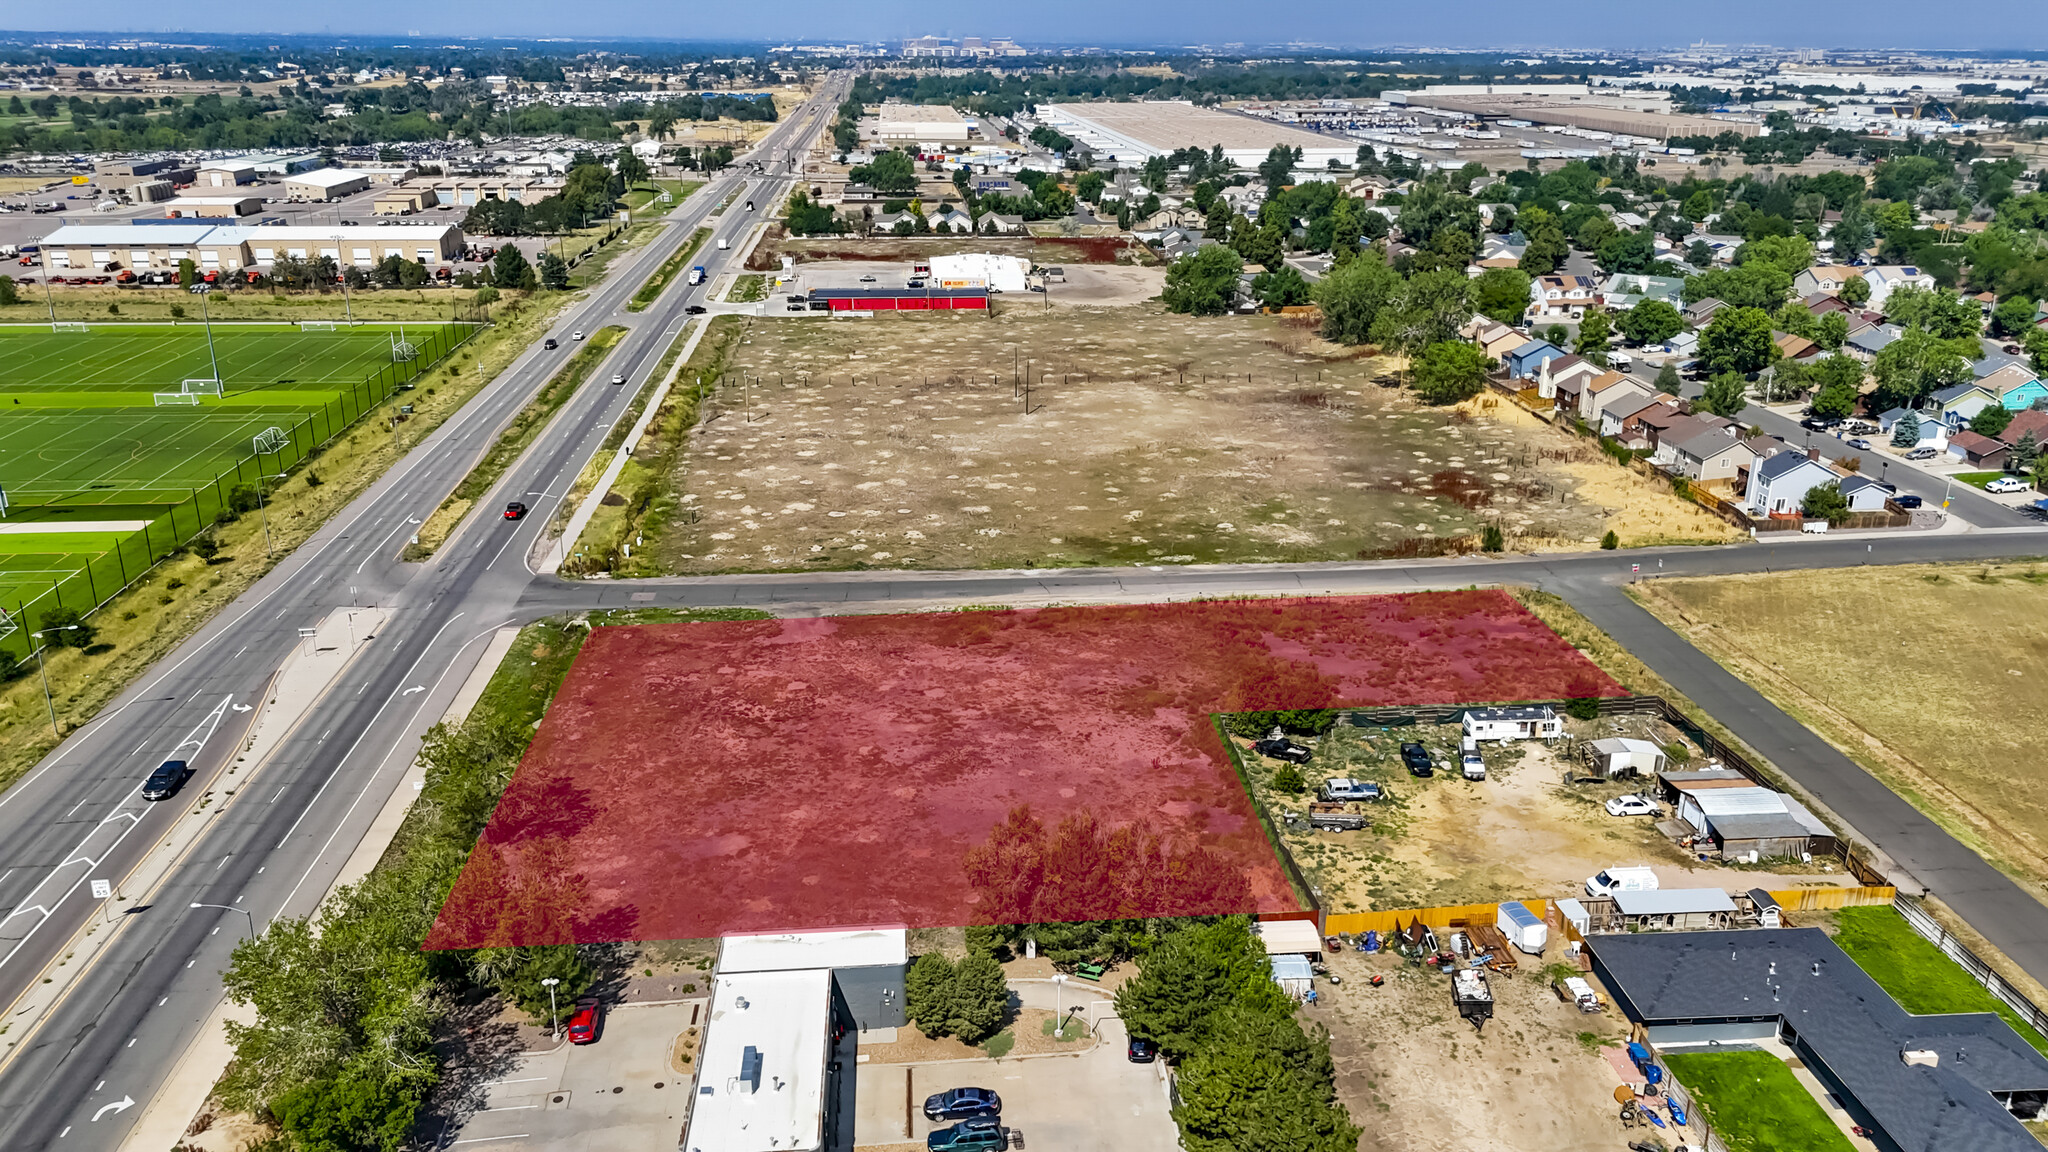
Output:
[
  {"xmin": 281, "ymin": 168, "xmax": 372, "ymax": 202},
  {"xmin": 869, "ymin": 103, "xmax": 973, "ymax": 144},
  {"xmin": 194, "ymin": 162, "xmax": 258, "ymax": 188},
  {"xmin": 40, "ymin": 222, "xmax": 466, "ymax": 274},
  {"xmin": 373, "ymin": 188, "xmax": 440, "ymax": 216},
  {"xmin": 167, "ymin": 195, "xmax": 264, "ymax": 218},
  {"xmin": 414, "ymin": 176, "xmax": 564, "ymax": 207}
]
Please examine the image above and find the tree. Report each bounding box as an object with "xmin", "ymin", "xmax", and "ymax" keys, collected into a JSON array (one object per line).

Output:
[
  {"xmin": 1517, "ymin": 207, "xmax": 1568, "ymax": 275},
  {"xmin": 2028, "ymin": 327, "xmax": 2048, "ymax": 375},
  {"xmin": 1813, "ymin": 311, "xmax": 1850, "ymax": 351},
  {"xmin": 0, "ymin": 275, "xmax": 15, "ymax": 307},
  {"xmin": 491, "ymin": 244, "xmax": 537, "ymax": 291},
  {"xmin": 1251, "ymin": 265, "xmax": 1310, "ymax": 310},
  {"xmin": 1882, "ymin": 284, "xmax": 1980, "ymax": 339},
  {"xmin": 1993, "ymin": 296, "xmax": 2039, "ymax": 338},
  {"xmin": 1619, "ymin": 300, "xmax": 1684, "ymax": 347},
  {"xmin": 1258, "ymin": 145, "xmax": 1302, "ymax": 190},
  {"xmin": 37, "ymin": 606, "xmax": 94, "ymax": 648},
  {"xmin": 1162, "ymin": 245, "xmax": 1244, "ymax": 317},
  {"xmin": 1114, "ymin": 920, "xmax": 1291, "ymax": 1063},
  {"xmin": 849, "ymin": 149, "xmax": 918, "ymax": 194},
  {"xmin": 1372, "ymin": 269, "xmax": 1472, "ymax": 354},
  {"xmin": 1684, "ymin": 263, "xmax": 1792, "ymax": 310},
  {"xmin": 1892, "ymin": 411, "xmax": 1924, "ymax": 447},
  {"xmin": 1396, "ymin": 180, "xmax": 1480, "ymax": 252},
  {"xmin": 1173, "ymin": 1004, "xmax": 1361, "ymax": 1152},
  {"xmin": 943, "ymin": 955, "xmax": 1010, "ymax": 1044},
  {"xmin": 1870, "ymin": 327, "xmax": 1975, "ymax": 412},
  {"xmin": 1271, "ymin": 764, "xmax": 1305, "ymax": 793},
  {"xmin": 2009, "ymin": 430, "xmax": 2040, "ymax": 475},
  {"xmin": 1699, "ymin": 306, "xmax": 1778, "ymax": 375},
  {"xmin": 1681, "ymin": 190, "xmax": 1715, "ymax": 221},
  {"xmin": 1409, "ymin": 341, "xmax": 1492, "ymax": 405},
  {"xmin": 1806, "ymin": 355, "xmax": 1866, "ymax": 420},
  {"xmin": 1598, "ymin": 227, "xmax": 1657, "ymax": 274},
  {"xmin": 1972, "ymin": 404, "xmax": 2015, "ymax": 439},
  {"xmin": 784, "ymin": 190, "xmax": 840, "ymax": 236},
  {"xmin": 613, "ymin": 147, "xmax": 649, "ymax": 188},
  {"xmin": 1470, "ymin": 267, "xmax": 1532, "ymax": 325},
  {"xmin": 1801, "ymin": 482, "xmax": 1851, "ymax": 526},
  {"xmin": 1840, "ymin": 274, "xmax": 1872, "ymax": 307},
  {"xmin": 1574, "ymin": 309, "xmax": 1613, "ymax": 365},
  {"xmin": 1313, "ymin": 252, "xmax": 1401, "ymax": 345},
  {"xmin": 177, "ymin": 258, "xmax": 198, "ymax": 288},
  {"xmin": 1699, "ymin": 371, "xmax": 1752, "ymax": 418},
  {"xmin": 538, "ymin": 252, "xmax": 569, "ymax": 291},
  {"xmin": 1737, "ymin": 233, "xmax": 1815, "ymax": 276}
]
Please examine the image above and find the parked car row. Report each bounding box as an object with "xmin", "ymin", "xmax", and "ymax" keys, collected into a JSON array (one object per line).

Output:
[{"xmin": 924, "ymin": 1088, "xmax": 1009, "ymax": 1150}]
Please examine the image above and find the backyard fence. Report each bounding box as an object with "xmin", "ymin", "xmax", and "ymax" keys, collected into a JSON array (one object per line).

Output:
[
  {"xmin": 0, "ymin": 311, "xmax": 486, "ymax": 660},
  {"xmin": 1894, "ymin": 894, "xmax": 2048, "ymax": 1040}
]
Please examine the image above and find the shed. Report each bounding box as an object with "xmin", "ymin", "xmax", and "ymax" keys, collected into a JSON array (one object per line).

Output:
[
  {"xmin": 1556, "ymin": 897, "xmax": 1590, "ymax": 938},
  {"xmin": 1706, "ymin": 812, "xmax": 1819, "ymax": 861},
  {"xmin": 1462, "ymin": 705, "xmax": 1562, "ymax": 741},
  {"xmin": 1747, "ymin": 888, "xmax": 1783, "ymax": 928},
  {"xmin": 1677, "ymin": 785, "xmax": 1787, "ymax": 834},
  {"xmin": 1269, "ymin": 954, "xmax": 1315, "ymax": 1001},
  {"xmin": 1255, "ymin": 919, "xmax": 1324, "ymax": 958},
  {"xmin": 1610, "ymin": 888, "xmax": 1737, "ymax": 931},
  {"xmin": 1584, "ymin": 737, "xmax": 1667, "ymax": 779}
]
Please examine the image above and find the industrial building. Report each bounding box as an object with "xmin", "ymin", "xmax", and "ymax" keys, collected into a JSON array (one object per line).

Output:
[
  {"xmin": 682, "ymin": 928, "xmax": 906, "ymax": 1152},
  {"xmin": 869, "ymin": 102, "xmax": 973, "ymax": 144},
  {"xmin": 193, "ymin": 162, "xmax": 257, "ymax": 188},
  {"xmin": 165, "ymin": 196, "xmax": 262, "ymax": 218},
  {"xmin": 1590, "ymin": 928, "xmax": 2048, "ymax": 1152},
  {"xmin": 413, "ymin": 176, "xmax": 565, "ymax": 207},
  {"xmin": 1385, "ymin": 86, "xmax": 1762, "ymax": 142},
  {"xmin": 373, "ymin": 188, "xmax": 439, "ymax": 216},
  {"xmin": 281, "ymin": 168, "xmax": 372, "ymax": 202},
  {"xmin": 1038, "ymin": 101, "xmax": 1354, "ymax": 168},
  {"xmin": 37, "ymin": 222, "xmax": 466, "ymax": 275},
  {"xmin": 809, "ymin": 286, "xmax": 989, "ymax": 312}
]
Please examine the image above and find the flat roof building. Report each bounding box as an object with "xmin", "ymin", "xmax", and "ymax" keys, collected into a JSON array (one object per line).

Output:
[
  {"xmin": 194, "ymin": 162, "xmax": 257, "ymax": 188},
  {"xmin": 38, "ymin": 222, "xmax": 465, "ymax": 273},
  {"xmin": 165, "ymin": 196, "xmax": 263, "ymax": 218},
  {"xmin": 687, "ymin": 969, "xmax": 835, "ymax": 1152},
  {"xmin": 282, "ymin": 168, "xmax": 372, "ymax": 202},
  {"xmin": 871, "ymin": 102, "xmax": 973, "ymax": 144},
  {"xmin": 1040, "ymin": 101, "xmax": 1354, "ymax": 169}
]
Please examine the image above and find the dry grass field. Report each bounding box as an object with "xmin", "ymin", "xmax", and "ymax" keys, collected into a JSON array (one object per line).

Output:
[
  {"xmin": 1636, "ymin": 564, "xmax": 2048, "ymax": 903},
  {"xmin": 640, "ymin": 307, "xmax": 1730, "ymax": 573}
]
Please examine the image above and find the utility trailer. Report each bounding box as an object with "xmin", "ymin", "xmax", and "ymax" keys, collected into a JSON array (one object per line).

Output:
[{"xmin": 1452, "ymin": 968, "xmax": 1494, "ymax": 1032}]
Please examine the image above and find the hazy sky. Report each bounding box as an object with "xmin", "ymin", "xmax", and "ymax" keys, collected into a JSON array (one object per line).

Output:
[{"xmin": 10, "ymin": 0, "xmax": 2048, "ymax": 52}]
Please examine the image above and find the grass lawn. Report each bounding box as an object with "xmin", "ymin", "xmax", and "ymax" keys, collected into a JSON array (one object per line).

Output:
[
  {"xmin": 1953, "ymin": 470, "xmax": 2012, "ymax": 489},
  {"xmin": 1834, "ymin": 906, "xmax": 2048, "ymax": 1053},
  {"xmin": 1662, "ymin": 1051, "xmax": 1854, "ymax": 1152},
  {"xmin": 0, "ymin": 323, "xmax": 408, "ymax": 394}
]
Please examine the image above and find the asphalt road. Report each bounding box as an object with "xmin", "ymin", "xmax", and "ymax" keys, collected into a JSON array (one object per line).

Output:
[{"xmin": 0, "ymin": 77, "xmax": 845, "ymax": 1151}]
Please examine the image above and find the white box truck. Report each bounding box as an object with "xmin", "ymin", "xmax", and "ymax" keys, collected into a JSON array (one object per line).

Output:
[{"xmin": 1496, "ymin": 900, "xmax": 1547, "ymax": 955}]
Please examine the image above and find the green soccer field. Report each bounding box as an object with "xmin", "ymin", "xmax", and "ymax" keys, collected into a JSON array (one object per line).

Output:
[
  {"xmin": 0, "ymin": 323, "xmax": 419, "ymax": 395},
  {"xmin": 0, "ymin": 406, "xmax": 320, "ymax": 500}
]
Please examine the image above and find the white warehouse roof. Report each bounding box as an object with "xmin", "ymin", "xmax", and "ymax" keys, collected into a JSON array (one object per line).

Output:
[
  {"xmin": 1688, "ymin": 786, "xmax": 1790, "ymax": 818},
  {"xmin": 42, "ymin": 224, "xmax": 221, "ymax": 246},
  {"xmin": 687, "ymin": 969, "xmax": 832, "ymax": 1152},
  {"xmin": 719, "ymin": 927, "xmax": 907, "ymax": 974},
  {"xmin": 284, "ymin": 168, "xmax": 371, "ymax": 187}
]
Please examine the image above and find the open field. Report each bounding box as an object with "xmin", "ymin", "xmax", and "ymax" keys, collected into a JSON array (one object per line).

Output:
[
  {"xmin": 0, "ymin": 285, "xmax": 475, "ymax": 325},
  {"xmin": 1234, "ymin": 712, "xmax": 1839, "ymax": 914},
  {"xmin": 0, "ymin": 322, "xmax": 403, "ymax": 394},
  {"xmin": 1633, "ymin": 564, "xmax": 2048, "ymax": 903},
  {"xmin": 627, "ymin": 308, "xmax": 1729, "ymax": 575},
  {"xmin": 1662, "ymin": 1050, "xmax": 1856, "ymax": 1152},
  {"xmin": 423, "ymin": 591, "xmax": 1623, "ymax": 950}
]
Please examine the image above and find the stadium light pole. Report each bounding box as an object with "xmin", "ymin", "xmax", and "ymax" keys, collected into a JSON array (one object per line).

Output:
[
  {"xmin": 31, "ymin": 235, "xmax": 55, "ymax": 324},
  {"xmin": 332, "ymin": 234, "xmax": 355, "ymax": 326},
  {"xmin": 27, "ymin": 625, "xmax": 80, "ymax": 734},
  {"xmin": 198, "ymin": 287, "xmax": 222, "ymax": 385}
]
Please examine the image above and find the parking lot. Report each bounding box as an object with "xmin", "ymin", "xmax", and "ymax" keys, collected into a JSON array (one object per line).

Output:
[
  {"xmin": 853, "ymin": 1015, "xmax": 1177, "ymax": 1152},
  {"xmin": 440, "ymin": 999, "xmax": 703, "ymax": 1152}
]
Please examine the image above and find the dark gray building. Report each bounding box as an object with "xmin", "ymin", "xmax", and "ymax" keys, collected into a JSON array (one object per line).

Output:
[{"xmin": 1589, "ymin": 928, "xmax": 2048, "ymax": 1152}]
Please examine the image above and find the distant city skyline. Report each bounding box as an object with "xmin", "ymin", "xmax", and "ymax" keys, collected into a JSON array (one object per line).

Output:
[{"xmin": 6, "ymin": 0, "xmax": 2048, "ymax": 53}]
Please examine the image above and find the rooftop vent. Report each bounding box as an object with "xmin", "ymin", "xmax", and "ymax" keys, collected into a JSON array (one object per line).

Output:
[
  {"xmin": 739, "ymin": 1045, "xmax": 763, "ymax": 1094},
  {"xmin": 1903, "ymin": 1049, "xmax": 1940, "ymax": 1068}
]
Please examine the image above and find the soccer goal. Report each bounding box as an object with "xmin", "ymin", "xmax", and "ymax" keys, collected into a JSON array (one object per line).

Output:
[
  {"xmin": 0, "ymin": 607, "xmax": 16, "ymax": 644},
  {"xmin": 253, "ymin": 426, "xmax": 290, "ymax": 455},
  {"xmin": 182, "ymin": 378, "xmax": 223, "ymax": 397},
  {"xmin": 51, "ymin": 321, "xmax": 89, "ymax": 334},
  {"xmin": 153, "ymin": 392, "xmax": 201, "ymax": 406},
  {"xmin": 390, "ymin": 335, "xmax": 419, "ymax": 362},
  {"xmin": 298, "ymin": 320, "xmax": 339, "ymax": 332}
]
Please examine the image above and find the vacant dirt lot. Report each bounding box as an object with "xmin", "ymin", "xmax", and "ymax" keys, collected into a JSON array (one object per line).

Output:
[
  {"xmin": 1240, "ymin": 717, "xmax": 1839, "ymax": 914},
  {"xmin": 646, "ymin": 307, "xmax": 1727, "ymax": 574},
  {"xmin": 1317, "ymin": 943, "xmax": 1632, "ymax": 1152},
  {"xmin": 1636, "ymin": 564, "xmax": 2048, "ymax": 904}
]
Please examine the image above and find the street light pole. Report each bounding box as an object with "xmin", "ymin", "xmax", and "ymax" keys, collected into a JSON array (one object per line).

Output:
[
  {"xmin": 542, "ymin": 977, "xmax": 561, "ymax": 1039},
  {"xmin": 332, "ymin": 234, "xmax": 354, "ymax": 325},
  {"xmin": 199, "ymin": 285, "xmax": 222, "ymax": 385},
  {"xmin": 189, "ymin": 902, "xmax": 256, "ymax": 939},
  {"xmin": 27, "ymin": 625, "xmax": 80, "ymax": 734},
  {"xmin": 32, "ymin": 235, "xmax": 55, "ymax": 324}
]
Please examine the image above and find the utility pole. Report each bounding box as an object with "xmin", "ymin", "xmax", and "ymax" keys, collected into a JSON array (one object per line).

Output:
[
  {"xmin": 332, "ymin": 235, "xmax": 355, "ymax": 325},
  {"xmin": 199, "ymin": 286, "xmax": 222, "ymax": 385}
]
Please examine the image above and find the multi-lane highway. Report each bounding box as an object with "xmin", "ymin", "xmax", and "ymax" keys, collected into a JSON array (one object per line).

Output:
[{"xmin": 0, "ymin": 77, "xmax": 844, "ymax": 1150}]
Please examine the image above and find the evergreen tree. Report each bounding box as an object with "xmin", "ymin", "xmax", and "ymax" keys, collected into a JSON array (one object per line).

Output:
[{"xmin": 491, "ymin": 244, "xmax": 538, "ymax": 291}]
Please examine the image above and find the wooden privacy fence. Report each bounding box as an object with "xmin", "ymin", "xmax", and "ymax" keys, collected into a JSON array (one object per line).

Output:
[
  {"xmin": 1894, "ymin": 894, "xmax": 2048, "ymax": 1040},
  {"xmin": 1768, "ymin": 886, "xmax": 1895, "ymax": 912},
  {"xmin": 1324, "ymin": 899, "xmax": 1551, "ymax": 940}
]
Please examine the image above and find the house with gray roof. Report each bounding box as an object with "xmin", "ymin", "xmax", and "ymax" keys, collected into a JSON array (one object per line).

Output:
[
  {"xmin": 1847, "ymin": 323, "xmax": 1905, "ymax": 363},
  {"xmin": 1926, "ymin": 382, "xmax": 1999, "ymax": 430},
  {"xmin": 1745, "ymin": 448, "xmax": 1840, "ymax": 517},
  {"xmin": 1669, "ymin": 427, "xmax": 1763, "ymax": 485},
  {"xmin": 1589, "ymin": 928, "xmax": 2048, "ymax": 1152},
  {"xmin": 1839, "ymin": 473, "xmax": 1896, "ymax": 512}
]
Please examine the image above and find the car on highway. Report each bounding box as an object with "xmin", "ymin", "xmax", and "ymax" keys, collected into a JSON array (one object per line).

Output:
[
  {"xmin": 566, "ymin": 997, "xmax": 603, "ymax": 1044},
  {"xmin": 1252, "ymin": 738, "xmax": 1313, "ymax": 764},
  {"xmin": 1799, "ymin": 417, "xmax": 1836, "ymax": 432},
  {"xmin": 140, "ymin": 759, "xmax": 190, "ymax": 801},
  {"xmin": 571, "ymin": 330, "xmax": 585, "ymax": 341},
  {"xmin": 859, "ymin": 274, "xmax": 877, "ymax": 283},
  {"xmin": 1128, "ymin": 1037, "xmax": 1159, "ymax": 1063},
  {"xmin": 1986, "ymin": 476, "xmax": 2032, "ymax": 493},
  {"xmin": 1400, "ymin": 742, "xmax": 1435, "ymax": 777},
  {"xmin": 503, "ymin": 502, "xmax": 528, "ymax": 520},
  {"xmin": 610, "ymin": 373, "xmax": 626, "ymax": 385},
  {"xmin": 923, "ymin": 1087, "xmax": 1000, "ymax": 1122},
  {"xmin": 1845, "ymin": 438, "xmax": 1871, "ymax": 450},
  {"xmin": 1605, "ymin": 794, "xmax": 1661, "ymax": 817},
  {"xmin": 1893, "ymin": 494, "xmax": 1924, "ymax": 509},
  {"xmin": 1905, "ymin": 447, "xmax": 1939, "ymax": 460},
  {"xmin": 926, "ymin": 1119, "xmax": 1008, "ymax": 1152},
  {"xmin": 686, "ymin": 305, "xmax": 706, "ymax": 315},
  {"xmin": 543, "ymin": 338, "xmax": 558, "ymax": 350}
]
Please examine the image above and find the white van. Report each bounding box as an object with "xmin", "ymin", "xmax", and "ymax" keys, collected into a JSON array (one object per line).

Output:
[{"xmin": 1585, "ymin": 865, "xmax": 1660, "ymax": 898}]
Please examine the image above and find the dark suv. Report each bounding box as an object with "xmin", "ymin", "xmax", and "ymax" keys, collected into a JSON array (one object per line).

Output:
[
  {"xmin": 141, "ymin": 759, "xmax": 190, "ymax": 801},
  {"xmin": 927, "ymin": 1118, "xmax": 1008, "ymax": 1151},
  {"xmin": 923, "ymin": 1087, "xmax": 1000, "ymax": 1122},
  {"xmin": 1252, "ymin": 738, "xmax": 1313, "ymax": 764},
  {"xmin": 1400, "ymin": 742, "xmax": 1434, "ymax": 777}
]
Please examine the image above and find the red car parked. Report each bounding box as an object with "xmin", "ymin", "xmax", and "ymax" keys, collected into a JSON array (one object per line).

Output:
[{"xmin": 566, "ymin": 998, "xmax": 602, "ymax": 1045}]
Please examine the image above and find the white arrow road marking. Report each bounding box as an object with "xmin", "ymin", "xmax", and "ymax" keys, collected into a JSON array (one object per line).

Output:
[
  {"xmin": 91, "ymin": 1096, "xmax": 134, "ymax": 1121},
  {"xmin": 401, "ymin": 686, "xmax": 425, "ymax": 696},
  {"xmin": 0, "ymin": 697, "xmax": 233, "ymax": 973},
  {"xmin": 232, "ymin": 703, "xmax": 253, "ymax": 713}
]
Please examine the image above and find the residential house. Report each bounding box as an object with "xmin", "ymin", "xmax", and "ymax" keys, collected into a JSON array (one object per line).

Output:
[
  {"xmin": 1978, "ymin": 362, "xmax": 2048, "ymax": 412},
  {"xmin": 1469, "ymin": 321, "xmax": 1533, "ymax": 362},
  {"xmin": 2001, "ymin": 407, "xmax": 2048, "ymax": 449},
  {"xmin": 1877, "ymin": 408, "xmax": 1948, "ymax": 448},
  {"xmin": 1863, "ymin": 264, "xmax": 1938, "ymax": 309},
  {"xmin": 1530, "ymin": 274, "xmax": 1599, "ymax": 320},
  {"xmin": 1582, "ymin": 371, "xmax": 1653, "ymax": 426},
  {"xmin": 1774, "ymin": 331, "xmax": 1821, "ymax": 362},
  {"xmin": 1838, "ymin": 474, "xmax": 1896, "ymax": 512},
  {"xmin": 1536, "ymin": 353, "xmax": 1605, "ymax": 401},
  {"xmin": 1744, "ymin": 448, "xmax": 1842, "ymax": 517},
  {"xmin": 1647, "ymin": 413, "xmax": 1736, "ymax": 468},
  {"xmin": 1946, "ymin": 430, "xmax": 2010, "ymax": 469},
  {"xmin": 1669, "ymin": 427, "xmax": 1762, "ymax": 485},
  {"xmin": 1601, "ymin": 273, "xmax": 1685, "ymax": 312},
  {"xmin": 981, "ymin": 214, "xmax": 1027, "ymax": 235},
  {"xmin": 1604, "ymin": 394, "xmax": 1683, "ymax": 445},
  {"xmin": 1791, "ymin": 264, "xmax": 1866, "ymax": 298},
  {"xmin": 1803, "ymin": 292, "xmax": 1853, "ymax": 316},
  {"xmin": 1685, "ymin": 297, "xmax": 1727, "ymax": 328},
  {"xmin": 1925, "ymin": 382, "xmax": 1999, "ymax": 429},
  {"xmin": 1845, "ymin": 323, "xmax": 1904, "ymax": 363},
  {"xmin": 1478, "ymin": 232, "xmax": 1527, "ymax": 267},
  {"xmin": 1503, "ymin": 339, "xmax": 1568, "ymax": 381},
  {"xmin": 1633, "ymin": 402, "xmax": 1699, "ymax": 454}
]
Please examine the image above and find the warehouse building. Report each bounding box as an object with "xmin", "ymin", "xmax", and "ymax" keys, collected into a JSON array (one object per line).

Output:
[
  {"xmin": 282, "ymin": 168, "xmax": 372, "ymax": 202},
  {"xmin": 810, "ymin": 286, "xmax": 989, "ymax": 312},
  {"xmin": 869, "ymin": 102, "xmax": 974, "ymax": 144},
  {"xmin": 165, "ymin": 196, "xmax": 263, "ymax": 218},
  {"xmin": 414, "ymin": 176, "xmax": 564, "ymax": 207},
  {"xmin": 194, "ymin": 162, "xmax": 258, "ymax": 188},
  {"xmin": 1590, "ymin": 929, "xmax": 2048, "ymax": 1152},
  {"xmin": 373, "ymin": 188, "xmax": 439, "ymax": 216},
  {"xmin": 38, "ymin": 222, "xmax": 465, "ymax": 274},
  {"xmin": 1039, "ymin": 101, "xmax": 1353, "ymax": 168}
]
